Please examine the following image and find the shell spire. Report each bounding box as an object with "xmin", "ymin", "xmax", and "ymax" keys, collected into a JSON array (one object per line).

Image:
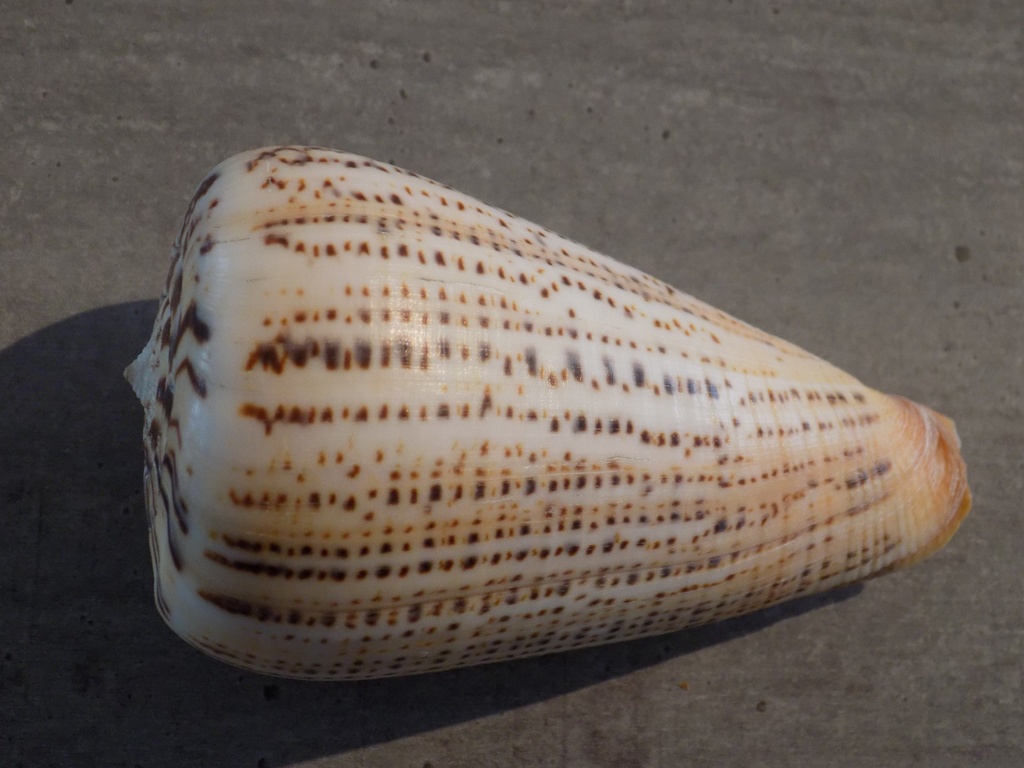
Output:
[{"xmin": 127, "ymin": 146, "xmax": 970, "ymax": 680}]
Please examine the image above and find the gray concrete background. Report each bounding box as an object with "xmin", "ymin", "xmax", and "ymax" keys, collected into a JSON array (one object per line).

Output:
[{"xmin": 1, "ymin": 2, "xmax": 1021, "ymax": 766}]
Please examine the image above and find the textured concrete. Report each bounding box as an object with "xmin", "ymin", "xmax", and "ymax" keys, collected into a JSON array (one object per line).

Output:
[{"xmin": 1, "ymin": 2, "xmax": 1021, "ymax": 766}]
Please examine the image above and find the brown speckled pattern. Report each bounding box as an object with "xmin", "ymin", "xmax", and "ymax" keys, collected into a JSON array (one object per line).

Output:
[{"xmin": 126, "ymin": 146, "xmax": 970, "ymax": 680}]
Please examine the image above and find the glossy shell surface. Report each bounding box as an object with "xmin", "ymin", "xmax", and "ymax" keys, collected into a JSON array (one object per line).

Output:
[{"xmin": 126, "ymin": 146, "xmax": 970, "ymax": 679}]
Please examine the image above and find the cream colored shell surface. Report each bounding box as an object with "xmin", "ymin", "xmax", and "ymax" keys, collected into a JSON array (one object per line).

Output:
[{"xmin": 126, "ymin": 146, "xmax": 970, "ymax": 680}]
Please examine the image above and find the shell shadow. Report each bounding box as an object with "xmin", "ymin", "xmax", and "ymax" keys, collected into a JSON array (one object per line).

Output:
[{"xmin": 0, "ymin": 301, "xmax": 861, "ymax": 767}]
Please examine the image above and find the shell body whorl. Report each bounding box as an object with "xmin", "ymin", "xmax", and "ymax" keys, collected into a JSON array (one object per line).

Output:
[{"xmin": 127, "ymin": 146, "xmax": 970, "ymax": 680}]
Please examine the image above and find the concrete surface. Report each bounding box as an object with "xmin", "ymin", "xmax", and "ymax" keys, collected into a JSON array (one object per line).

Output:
[{"xmin": 1, "ymin": 2, "xmax": 1021, "ymax": 766}]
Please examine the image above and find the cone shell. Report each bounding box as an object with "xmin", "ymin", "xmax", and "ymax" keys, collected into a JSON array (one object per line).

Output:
[{"xmin": 126, "ymin": 146, "xmax": 970, "ymax": 680}]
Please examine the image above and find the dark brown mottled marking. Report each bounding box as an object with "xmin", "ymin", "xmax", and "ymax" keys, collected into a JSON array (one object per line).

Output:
[
  {"xmin": 168, "ymin": 269, "xmax": 184, "ymax": 314},
  {"xmin": 174, "ymin": 359, "xmax": 207, "ymax": 398},
  {"xmin": 158, "ymin": 452, "xmax": 188, "ymax": 538},
  {"xmin": 397, "ymin": 339, "xmax": 412, "ymax": 368},
  {"xmin": 567, "ymin": 351, "xmax": 583, "ymax": 383},
  {"xmin": 198, "ymin": 590, "xmax": 258, "ymax": 618},
  {"xmin": 192, "ymin": 171, "xmax": 219, "ymax": 202},
  {"xmin": 324, "ymin": 341, "xmax": 341, "ymax": 369},
  {"xmin": 525, "ymin": 347, "xmax": 538, "ymax": 376},
  {"xmin": 354, "ymin": 340, "xmax": 372, "ymax": 368},
  {"xmin": 846, "ymin": 460, "xmax": 892, "ymax": 489},
  {"xmin": 603, "ymin": 357, "xmax": 616, "ymax": 385},
  {"xmin": 171, "ymin": 302, "xmax": 210, "ymax": 361}
]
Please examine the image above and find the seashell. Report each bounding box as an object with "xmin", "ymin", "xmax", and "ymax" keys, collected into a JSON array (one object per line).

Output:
[{"xmin": 126, "ymin": 146, "xmax": 970, "ymax": 680}]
